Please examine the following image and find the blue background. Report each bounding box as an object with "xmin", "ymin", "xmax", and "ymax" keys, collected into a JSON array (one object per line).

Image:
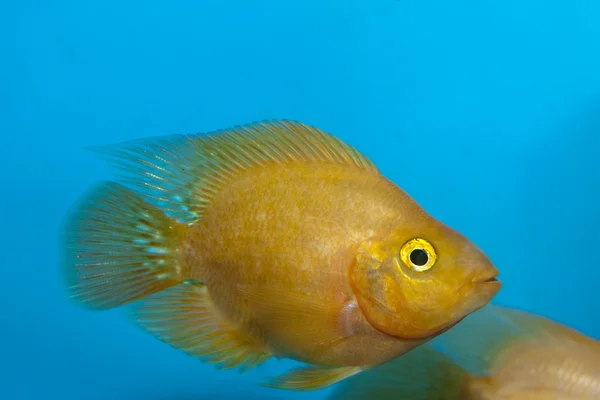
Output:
[{"xmin": 2, "ymin": 0, "xmax": 599, "ymax": 399}]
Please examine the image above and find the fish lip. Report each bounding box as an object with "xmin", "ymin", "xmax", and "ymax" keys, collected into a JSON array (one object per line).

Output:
[{"xmin": 471, "ymin": 273, "xmax": 500, "ymax": 284}]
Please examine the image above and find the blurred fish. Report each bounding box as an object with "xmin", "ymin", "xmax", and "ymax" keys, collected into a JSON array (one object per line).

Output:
[
  {"xmin": 60, "ymin": 120, "xmax": 501, "ymax": 390},
  {"xmin": 327, "ymin": 304, "xmax": 600, "ymax": 399}
]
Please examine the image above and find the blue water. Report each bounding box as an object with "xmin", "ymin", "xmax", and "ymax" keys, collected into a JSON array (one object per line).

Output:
[{"xmin": 2, "ymin": 0, "xmax": 599, "ymax": 399}]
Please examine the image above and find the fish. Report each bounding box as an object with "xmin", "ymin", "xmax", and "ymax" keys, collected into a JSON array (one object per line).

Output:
[
  {"xmin": 326, "ymin": 303, "xmax": 600, "ymax": 399},
  {"xmin": 60, "ymin": 119, "xmax": 501, "ymax": 391}
]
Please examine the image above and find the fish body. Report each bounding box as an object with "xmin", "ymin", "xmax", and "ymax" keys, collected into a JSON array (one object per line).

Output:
[
  {"xmin": 61, "ymin": 120, "xmax": 501, "ymax": 390},
  {"xmin": 460, "ymin": 306, "xmax": 600, "ymax": 399},
  {"xmin": 327, "ymin": 304, "xmax": 600, "ymax": 399},
  {"xmin": 190, "ymin": 162, "xmax": 418, "ymax": 368}
]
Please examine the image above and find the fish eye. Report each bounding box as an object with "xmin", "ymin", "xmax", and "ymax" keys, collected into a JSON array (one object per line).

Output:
[{"xmin": 399, "ymin": 238, "xmax": 437, "ymax": 272}]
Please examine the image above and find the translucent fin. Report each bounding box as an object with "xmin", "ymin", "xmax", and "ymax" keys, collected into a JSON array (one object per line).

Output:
[
  {"xmin": 238, "ymin": 284, "xmax": 363, "ymax": 391},
  {"xmin": 431, "ymin": 305, "xmax": 523, "ymax": 375},
  {"xmin": 493, "ymin": 305, "xmax": 599, "ymax": 348},
  {"xmin": 237, "ymin": 284, "xmax": 349, "ymax": 353},
  {"xmin": 89, "ymin": 120, "xmax": 378, "ymax": 224},
  {"xmin": 237, "ymin": 283, "xmax": 337, "ymax": 321},
  {"xmin": 60, "ymin": 181, "xmax": 185, "ymax": 310},
  {"xmin": 432, "ymin": 303, "xmax": 597, "ymax": 376},
  {"xmin": 129, "ymin": 282, "xmax": 271, "ymax": 372},
  {"xmin": 327, "ymin": 346, "xmax": 469, "ymax": 400},
  {"xmin": 263, "ymin": 365, "xmax": 362, "ymax": 391}
]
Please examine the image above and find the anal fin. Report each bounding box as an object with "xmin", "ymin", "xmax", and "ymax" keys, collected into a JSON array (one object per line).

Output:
[
  {"xmin": 262, "ymin": 365, "xmax": 363, "ymax": 391},
  {"xmin": 129, "ymin": 282, "xmax": 271, "ymax": 372}
]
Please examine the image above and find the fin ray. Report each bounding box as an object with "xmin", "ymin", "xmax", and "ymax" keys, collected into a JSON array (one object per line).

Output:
[
  {"xmin": 129, "ymin": 282, "xmax": 271, "ymax": 372},
  {"xmin": 237, "ymin": 284, "xmax": 350, "ymax": 354},
  {"xmin": 263, "ymin": 365, "xmax": 363, "ymax": 391},
  {"xmin": 90, "ymin": 120, "xmax": 378, "ymax": 224},
  {"xmin": 60, "ymin": 181, "xmax": 184, "ymax": 310}
]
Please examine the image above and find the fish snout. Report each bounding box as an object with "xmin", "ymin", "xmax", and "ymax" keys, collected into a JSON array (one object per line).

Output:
[{"xmin": 469, "ymin": 264, "xmax": 502, "ymax": 302}]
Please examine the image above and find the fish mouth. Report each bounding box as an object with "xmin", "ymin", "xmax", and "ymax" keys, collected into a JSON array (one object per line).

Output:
[
  {"xmin": 477, "ymin": 276, "xmax": 499, "ymax": 283},
  {"xmin": 471, "ymin": 273, "xmax": 500, "ymax": 284}
]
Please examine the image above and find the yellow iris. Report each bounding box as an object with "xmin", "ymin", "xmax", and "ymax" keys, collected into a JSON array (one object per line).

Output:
[{"xmin": 399, "ymin": 238, "xmax": 437, "ymax": 272}]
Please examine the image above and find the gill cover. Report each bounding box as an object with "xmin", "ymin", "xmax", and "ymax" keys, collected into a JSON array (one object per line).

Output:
[{"xmin": 350, "ymin": 237, "xmax": 457, "ymax": 340}]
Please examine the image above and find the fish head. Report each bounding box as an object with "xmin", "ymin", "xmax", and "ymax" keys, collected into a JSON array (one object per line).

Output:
[{"xmin": 350, "ymin": 217, "xmax": 501, "ymax": 340}]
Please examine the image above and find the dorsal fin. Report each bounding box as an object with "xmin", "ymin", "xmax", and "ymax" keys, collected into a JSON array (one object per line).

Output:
[
  {"xmin": 89, "ymin": 120, "xmax": 378, "ymax": 224},
  {"xmin": 432, "ymin": 304, "xmax": 599, "ymax": 376}
]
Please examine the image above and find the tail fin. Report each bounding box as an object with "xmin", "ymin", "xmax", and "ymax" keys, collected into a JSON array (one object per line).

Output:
[
  {"xmin": 60, "ymin": 181, "xmax": 187, "ymax": 310},
  {"xmin": 326, "ymin": 346, "xmax": 469, "ymax": 400}
]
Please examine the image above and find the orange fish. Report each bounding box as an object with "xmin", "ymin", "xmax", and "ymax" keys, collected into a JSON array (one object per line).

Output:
[
  {"xmin": 60, "ymin": 120, "xmax": 501, "ymax": 390},
  {"xmin": 327, "ymin": 304, "xmax": 600, "ymax": 399}
]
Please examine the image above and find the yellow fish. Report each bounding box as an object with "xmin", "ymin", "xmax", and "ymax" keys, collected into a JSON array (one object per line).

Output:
[
  {"xmin": 60, "ymin": 120, "xmax": 501, "ymax": 390},
  {"xmin": 327, "ymin": 304, "xmax": 600, "ymax": 399}
]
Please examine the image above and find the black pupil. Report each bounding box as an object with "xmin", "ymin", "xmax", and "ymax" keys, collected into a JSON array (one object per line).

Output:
[{"xmin": 410, "ymin": 249, "xmax": 429, "ymax": 266}]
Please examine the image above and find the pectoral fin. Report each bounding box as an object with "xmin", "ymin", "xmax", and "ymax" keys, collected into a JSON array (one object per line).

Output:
[
  {"xmin": 262, "ymin": 365, "xmax": 363, "ymax": 391},
  {"xmin": 237, "ymin": 284, "xmax": 363, "ymax": 390},
  {"xmin": 237, "ymin": 284, "xmax": 351, "ymax": 353}
]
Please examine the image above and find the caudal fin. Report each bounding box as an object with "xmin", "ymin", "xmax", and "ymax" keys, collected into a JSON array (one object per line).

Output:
[{"xmin": 60, "ymin": 181, "xmax": 186, "ymax": 310}]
